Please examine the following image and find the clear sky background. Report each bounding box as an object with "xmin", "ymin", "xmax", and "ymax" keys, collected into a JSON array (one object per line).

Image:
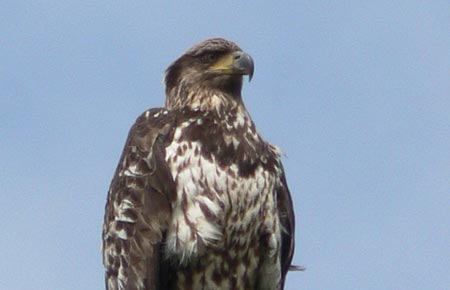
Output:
[{"xmin": 1, "ymin": 1, "xmax": 449, "ymax": 290}]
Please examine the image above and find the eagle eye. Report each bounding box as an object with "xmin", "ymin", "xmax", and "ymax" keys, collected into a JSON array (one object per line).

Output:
[{"xmin": 201, "ymin": 53, "xmax": 219, "ymax": 63}]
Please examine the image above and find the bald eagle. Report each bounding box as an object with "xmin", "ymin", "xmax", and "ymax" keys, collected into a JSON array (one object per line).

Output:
[{"xmin": 102, "ymin": 38, "xmax": 298, "ymax": 290}]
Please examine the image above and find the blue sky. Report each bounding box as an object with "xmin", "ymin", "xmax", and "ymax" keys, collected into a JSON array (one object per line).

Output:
[{"xmin": 1, "ymin": 1, "xmax": 449, "ymax": 290}]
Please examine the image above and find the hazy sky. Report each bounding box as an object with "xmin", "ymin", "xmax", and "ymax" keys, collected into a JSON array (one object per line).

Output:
[{"xmin": 1, "ymin": 1, "xmax": 449, "ymax": 290}]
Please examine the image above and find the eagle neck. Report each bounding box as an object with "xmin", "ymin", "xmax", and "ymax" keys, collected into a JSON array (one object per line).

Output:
[{"xmin": 165, "ymin": 84, "xmax": 244, "ymax": 115}]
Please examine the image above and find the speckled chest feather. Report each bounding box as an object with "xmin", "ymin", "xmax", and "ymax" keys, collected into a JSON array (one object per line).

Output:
[{"xmin": 163, "ymin": 108, "xmax": 283, "ymax": 290}]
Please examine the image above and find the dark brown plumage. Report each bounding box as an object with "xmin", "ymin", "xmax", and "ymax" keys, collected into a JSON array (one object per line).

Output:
[{"xmin": 102, "ymin": 38, "xmax": 297, "ymax": 290}]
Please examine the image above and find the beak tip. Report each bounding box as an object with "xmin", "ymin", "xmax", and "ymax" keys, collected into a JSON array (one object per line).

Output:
[
  {"xmin": 246, "ymin": 54, "xmax": 254, "ymax": 82},
  {"xmin": 234, "ymin": 51, "xmax": 254, "ymax": 82}
]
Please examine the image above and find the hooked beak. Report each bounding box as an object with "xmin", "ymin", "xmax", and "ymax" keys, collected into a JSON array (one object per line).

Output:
[
  {"xmin": 232, "ymin": 51, "xmax": 254, "ymax": 81},
  {"xmin": 209, "ymin": 51, "xmax": 255, "ymax": 81}
]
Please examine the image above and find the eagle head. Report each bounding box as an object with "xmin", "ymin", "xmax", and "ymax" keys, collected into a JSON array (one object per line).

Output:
[{"xmin": 164, "ymin": 38, "xmax": 254, "ymax": 109}]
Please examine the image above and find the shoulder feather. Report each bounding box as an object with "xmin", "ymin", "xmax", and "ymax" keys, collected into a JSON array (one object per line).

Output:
[{"xmin": 102, "ymin": 108, "xmax": 176, "ymax": 290}]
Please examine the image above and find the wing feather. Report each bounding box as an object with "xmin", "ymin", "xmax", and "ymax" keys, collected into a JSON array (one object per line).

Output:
[
  {"xmin": 277, "ymin": 165, "xmax": 297, "ymax": 289},
  {"xmin": 102, "ymin": 108, "xmax": 176, "ymax": 290}
]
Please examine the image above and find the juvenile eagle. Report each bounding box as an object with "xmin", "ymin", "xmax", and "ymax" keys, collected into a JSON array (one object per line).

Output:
[{"xmin": 102, "ymin": 38, "xmax": 297, "ymax": 290}]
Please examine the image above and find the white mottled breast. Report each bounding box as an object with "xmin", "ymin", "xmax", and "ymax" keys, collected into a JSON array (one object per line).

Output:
[{"xmin": 164, "ymin": 119, "xmax": 281, "ymax": 267}]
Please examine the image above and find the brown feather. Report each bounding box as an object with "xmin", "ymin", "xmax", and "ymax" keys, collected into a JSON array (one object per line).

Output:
[
  {"xmin": 102, "ymin": 108, "xmax": 176, "ymax": 290},
  {"xmin": 102, "ymin": 38, "xmax": 298, "ymax": 290}
]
